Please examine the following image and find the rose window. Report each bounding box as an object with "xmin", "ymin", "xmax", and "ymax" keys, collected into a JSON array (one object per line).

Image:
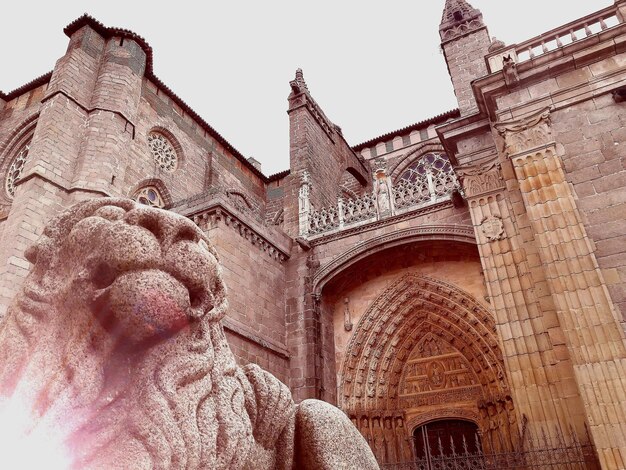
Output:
[
  {"xmin": 147, "ymin": 132, "xmax": 177, "ymax": 171},
  {"xmin": 134, "ymin": 186, "xmax": 165, "ymax": 208},
  {"xmin": 5, "ymin": 140, "xmax": 32, "ymax": 199}
]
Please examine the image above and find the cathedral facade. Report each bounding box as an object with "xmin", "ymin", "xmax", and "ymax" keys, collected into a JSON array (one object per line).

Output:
[{"xmin": 1, "ymin": 1, "xmax": 626, "ymax": 468}]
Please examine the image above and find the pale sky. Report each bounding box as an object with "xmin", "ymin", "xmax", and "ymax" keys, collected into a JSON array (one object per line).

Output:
[{"xmin": 1, "ymin": 1, "xmax": 611, "ymax": 175}]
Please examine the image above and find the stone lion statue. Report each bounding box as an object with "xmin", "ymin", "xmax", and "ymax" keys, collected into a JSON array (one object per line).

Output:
[{"xmin": 0, "ymin": 198, "xmax": 379, "ymax": 470}]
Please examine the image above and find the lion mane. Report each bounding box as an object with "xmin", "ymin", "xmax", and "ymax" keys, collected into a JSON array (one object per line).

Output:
[{"xmin": 0, "ymin": 198, "xmax": 379, "ymax": 470}]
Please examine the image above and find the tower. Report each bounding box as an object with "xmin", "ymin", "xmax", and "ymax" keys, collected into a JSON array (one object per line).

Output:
[{"xmin": 440, "ymin": 0, "xmax": 491, "ymax": 115}]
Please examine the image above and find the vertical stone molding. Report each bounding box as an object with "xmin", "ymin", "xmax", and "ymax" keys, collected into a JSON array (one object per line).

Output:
[
  {"xmin": 459, "ymin": 155, "xmax": 589, "ymax": 443},
  {"xmin": 0, "ymin": 25, "xmax": 108, "ymax": 317},
  {"xmin": 497, "ymin": 108, "xmax": 626, "ymax": 469}
]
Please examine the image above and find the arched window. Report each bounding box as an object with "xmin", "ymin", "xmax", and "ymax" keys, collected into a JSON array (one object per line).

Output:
[
  {"xmin": 147, "ymin": 131, "xmax": 178, "ymax": 172},
  {"xmin": 5, "ymin": 138, "xmax": 32, "ymax": 200},
  {"xmin": 133, "ymin": 186, "xmax": 165, "ymax": 208},
  {"xmin": 397, "ymin": 153, "xmax": 459, "ymax": 198}
]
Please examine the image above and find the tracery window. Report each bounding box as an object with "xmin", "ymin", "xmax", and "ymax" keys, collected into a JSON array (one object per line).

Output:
[
  {"xmin": 5, "ymin": 139, "xmax": 32, "ymax": 199},
  {"xmin": 397, "ymin": 152, "xmax": 458, "ymax": 197},
  {"xmin": 147, "ymin": 132, "xmax": 177, "ymax": 172},
  {"xmin": 134, "ymin": 186, "xmax": 165, "ymax": 208}
]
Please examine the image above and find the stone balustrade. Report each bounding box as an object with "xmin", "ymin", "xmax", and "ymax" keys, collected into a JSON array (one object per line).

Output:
[
  {"xmin": 302, "ymin": 166, "xmax": 460, "ymax": 238},
  {"xmin": 486, "ymin": 4, "xmax": 621, "ymax": 73}
]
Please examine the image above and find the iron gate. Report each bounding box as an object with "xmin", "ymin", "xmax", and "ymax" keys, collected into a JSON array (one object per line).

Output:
[{"xmin": 382, "ymin": 424, "xmax": 599, "ymax": 470}]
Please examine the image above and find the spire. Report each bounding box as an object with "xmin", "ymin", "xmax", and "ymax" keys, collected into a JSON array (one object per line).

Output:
[{"xmin": 439, "ymin": 0, "xmax": 484, "ymax": 42}]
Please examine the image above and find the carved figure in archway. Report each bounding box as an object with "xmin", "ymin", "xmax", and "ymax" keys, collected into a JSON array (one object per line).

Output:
[{"xmin": 0, "ymin": 198, "xmax": 379, "ymax": 470}]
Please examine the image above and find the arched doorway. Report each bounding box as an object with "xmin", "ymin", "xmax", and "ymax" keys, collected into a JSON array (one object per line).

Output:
[
  {"xmin": 414, "ymin": 419, "xmax": 482, "ymax": 464},
  {"xmin": 339, "ymin": 274, "xmax": 517, "ymax": 465}
]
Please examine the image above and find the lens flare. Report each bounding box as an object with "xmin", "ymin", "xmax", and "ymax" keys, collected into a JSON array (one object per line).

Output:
[{"xmin": 0, "ymin": 391, "xmax": 71, "ymax": 470}]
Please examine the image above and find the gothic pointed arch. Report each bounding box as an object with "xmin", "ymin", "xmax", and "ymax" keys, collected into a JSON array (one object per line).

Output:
[
  {"xmin": 129, "ymin": 178, "xmax": 172, "ymax": 208},
  {"xmin": 340, "ymin": 273, "xmax": 506, "ymax": 412},
  {"xmin": 339, "ymin": 273, "xmax": 518, "ymax": 458},
  {"xmin": 388, "ymin": 142, "xmax": 446, "ymax": 180}
]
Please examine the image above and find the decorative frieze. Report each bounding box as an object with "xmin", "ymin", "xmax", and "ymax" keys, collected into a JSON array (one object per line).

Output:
[{"xmin": 303, "ymin": 156, "xmax": 460, "ymax": 238}]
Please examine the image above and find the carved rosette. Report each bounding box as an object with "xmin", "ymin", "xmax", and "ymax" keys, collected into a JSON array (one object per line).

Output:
[{"xmin": 494, "ymin": 107, "xmax": 553, "ymax": 157}]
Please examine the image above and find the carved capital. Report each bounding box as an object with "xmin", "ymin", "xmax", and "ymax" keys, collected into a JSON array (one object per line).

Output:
[
  {"xmin": 494, "ymin": 107, "xmax": 553, "ymax": 157},
  {"xmin": 456, "ymin": 159, "xmax": 504, "ymax": 198}
]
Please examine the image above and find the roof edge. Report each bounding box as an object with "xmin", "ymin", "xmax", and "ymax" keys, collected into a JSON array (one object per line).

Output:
[
  {"xmin": 62, "ymin": 14, "xmax": 272, "ymax": 183},
  {"xmin": 267, "ymin": 169, "xmax": 290, "ymax": 182},
  {"xmin": 1, "ymin": 71, "xmax": 53, "ymax": 102},
  {"xmin": 351, "ymin": 109, "xmax": 460, "ymax": 151}
]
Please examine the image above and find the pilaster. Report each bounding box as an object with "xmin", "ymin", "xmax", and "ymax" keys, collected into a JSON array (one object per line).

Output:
[
  {"xmin": 495, "ymin": 107, "xmax": 626, "ymax": 469},
  {"xmin": 458, "ymin": 155, "xmax": 590, "ymax": 442}
]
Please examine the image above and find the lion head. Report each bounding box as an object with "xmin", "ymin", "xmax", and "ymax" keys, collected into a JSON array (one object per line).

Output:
[{"xmin": 0, "ymin": 198, "xmax": 257, "ymax": 469}]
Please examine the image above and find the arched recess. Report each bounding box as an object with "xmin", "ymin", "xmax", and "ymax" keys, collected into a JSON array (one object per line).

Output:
[
  {"xmin": 338, "ymin": 169, "xmax": 366, "ymax": 199},
  {"xmin": 312, "ymin": 225, "xmax": 476, "ymax": 294},
  {"xmin": 339, "ymin": 273, "xmax": 518, "ymax": 462},
  {"xmin": 406, "ymin": 409, "xmax": 481, "ymax": 433},
  {"xmin": 345, "ymin": 165, "xmax": 369, "ymax": 187},
  {"xmin": 128, "ymin": 178, "xmax": 173, "ymax": 208}
]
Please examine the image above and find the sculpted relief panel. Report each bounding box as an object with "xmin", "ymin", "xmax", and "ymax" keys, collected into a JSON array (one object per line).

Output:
[
  {"xmin": 399, "ymin": 334, "xmax": 481, "ymax": 397},
  {"xmin": 457, "ymin": 159, "xmax": 505, "ymax": 198}
]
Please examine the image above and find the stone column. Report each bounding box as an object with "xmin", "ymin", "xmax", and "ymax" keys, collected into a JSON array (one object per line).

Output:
[
  {"xmin": 458, "ymin": 156, "xmax": 589, "ymax": 442},
  {"xmin": 495, "ymin": 107, "xmax": 626, "ymax": 469}
]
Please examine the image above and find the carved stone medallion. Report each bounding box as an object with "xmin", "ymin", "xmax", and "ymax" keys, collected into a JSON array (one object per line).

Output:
[{"xmin": 481, "ymin": 215, "xmax": 505, "ymax": 241}]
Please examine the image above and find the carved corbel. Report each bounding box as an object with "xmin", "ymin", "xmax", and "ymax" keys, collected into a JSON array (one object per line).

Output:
[{"xmin": 493, "ymin": 107, "xmax": 553, "ymax": 157}]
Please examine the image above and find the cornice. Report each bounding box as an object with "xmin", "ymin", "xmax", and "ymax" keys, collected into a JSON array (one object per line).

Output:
[{"xmin": 176, "ymin": 194, "xmax": 292, "ymax": 262}]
